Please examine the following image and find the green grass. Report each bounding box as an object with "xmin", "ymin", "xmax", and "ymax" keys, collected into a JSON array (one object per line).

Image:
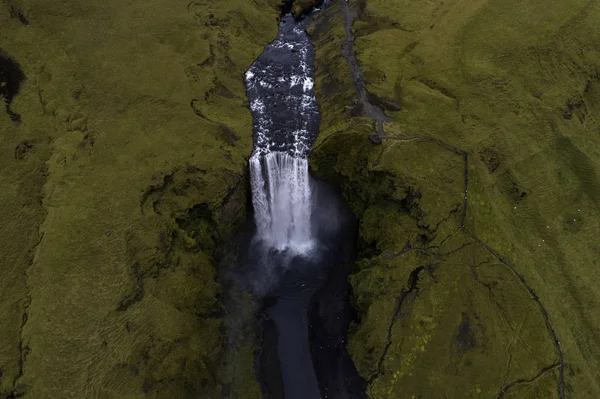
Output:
[
  {"xmin": 0, "ymin": 0, "xmax": 281, "ymax": 397},
  {"xmin": 3, "ymin": 0, "xmax": 600, "ymax": 397},
  {"xmin": 311, "ymin": 0, "xmax": 600, "ymax": 397}
]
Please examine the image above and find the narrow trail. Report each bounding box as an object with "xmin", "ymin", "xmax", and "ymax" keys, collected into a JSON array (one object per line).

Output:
[
  {"xmin": 336, "ymin": 1, "xmax": 565, "ymax": 397},
  {"xmin": 339, "ymin": 0, "xmax": 390, "ymax": 136}
]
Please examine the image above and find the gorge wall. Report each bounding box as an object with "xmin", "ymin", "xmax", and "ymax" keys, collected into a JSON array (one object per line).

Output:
[
  {"xmin": 0, "ymin": 0, "xmax": 283, "ymax": 397},
  {"xmin": 308, "ymin": 1, "xmax": 600, "ymax": 398},
  {"xmin": 2, "ymin": 0, "xmax": 600, "ymax": 398}
]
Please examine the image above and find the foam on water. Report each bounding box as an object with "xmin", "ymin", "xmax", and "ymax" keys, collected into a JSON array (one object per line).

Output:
[
  {"xmin": 250, "ymin": 152, "xmax": 314, "ymax": 254},
  {"xmin": 245, "ymin": 15, "xmax": 319, "ymax": 255}
]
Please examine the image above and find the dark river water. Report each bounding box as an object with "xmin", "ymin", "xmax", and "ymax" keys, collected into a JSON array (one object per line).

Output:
[{"xmin": 236, "ymin": 8, "xmax": 367, "ymax": 399}]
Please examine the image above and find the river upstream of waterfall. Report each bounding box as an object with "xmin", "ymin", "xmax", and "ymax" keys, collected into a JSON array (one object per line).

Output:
[{"xmin": 228, "ymin": 9, "xmax": 367, "ymax": 399}]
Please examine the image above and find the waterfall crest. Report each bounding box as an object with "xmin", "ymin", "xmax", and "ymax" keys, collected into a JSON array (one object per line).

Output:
[{"xmin": 245, "ymin": 15, "xmax": 319, "ymax": 256}]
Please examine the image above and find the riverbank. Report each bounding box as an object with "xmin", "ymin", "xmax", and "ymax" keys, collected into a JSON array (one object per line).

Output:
[
  {"xmin": 0, "ymin": 0, "xmax": 282, "ymax": 397},
  {"xmin": 240, "ymin": 6, "xmax": 366, "ymax": 398},
  {"xmin": 309, "ymin": 0, "xmax": 600, "ymax": 397}
]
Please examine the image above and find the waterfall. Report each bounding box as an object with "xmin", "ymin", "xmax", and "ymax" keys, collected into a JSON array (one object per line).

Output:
[
  {"xmin": 238, "ymin": 8, "xmax": 366, "ymax": 399},
  {"xmin": 245, "ymin": 15, "xmax": 319, "ymax": 256},
  {"xmin": 250, "ymin": 152, "xmax": 313, "ymax": 254}
]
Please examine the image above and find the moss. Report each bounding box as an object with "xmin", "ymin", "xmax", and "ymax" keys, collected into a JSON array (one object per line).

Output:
[
  {"xmin": 0, "ymin": 0, "xmax": 281, "ymax": 397},
  {"xmin": 310, "ymin": 0, "xmax": 600, "ymax": 397}
]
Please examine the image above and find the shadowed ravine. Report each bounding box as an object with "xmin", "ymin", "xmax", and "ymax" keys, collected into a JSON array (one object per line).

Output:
[{"xmin": 241, "ymin": 9, "xmax": 366, "ymax": 399}]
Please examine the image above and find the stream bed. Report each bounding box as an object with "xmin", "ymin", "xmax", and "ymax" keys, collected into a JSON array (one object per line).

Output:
[{"xmin": 231, "ymin": 8, "xmax": 367, "ymax": 399}]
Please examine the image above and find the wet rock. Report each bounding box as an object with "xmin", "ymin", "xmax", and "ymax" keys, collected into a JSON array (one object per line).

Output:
[{"xmin": 281, "ymin": 0, "xmax": 325, "ymax": 19}]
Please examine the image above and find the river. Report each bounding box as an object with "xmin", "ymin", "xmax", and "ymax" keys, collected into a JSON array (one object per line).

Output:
[{"xmin": 241, "ymin": 9, "xmax": 366, "ymax": 399}]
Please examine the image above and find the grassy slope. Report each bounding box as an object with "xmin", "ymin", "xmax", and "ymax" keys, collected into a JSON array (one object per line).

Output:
[
  {"xmin": 310, "ymin": 0, "xmax": 600, "ymax": 398},
  {"xmin": 0, "ymin": 0, "xmax": 280, "ymax": 397}
]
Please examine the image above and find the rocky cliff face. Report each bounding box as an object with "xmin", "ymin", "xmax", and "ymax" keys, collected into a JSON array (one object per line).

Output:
[
  {"xmin": 309, "ymin": 0, "xmax": 600, "ymax": 398},
  {"xmin": 0, "ymin": 0, "xmax": 282, "ymax": 397}
]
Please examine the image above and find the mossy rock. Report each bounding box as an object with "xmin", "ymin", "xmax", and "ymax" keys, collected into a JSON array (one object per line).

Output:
[
  {"xmin": 0, "ymin": 0, "xmax": 281, "ymax": 397},
  {"xmin": 310, "ymin": 0, "xmax": 600, "ymax": 397},
  {"xmin": 291, "ymin": 0, "xmax": 323, "ymax": 18}
]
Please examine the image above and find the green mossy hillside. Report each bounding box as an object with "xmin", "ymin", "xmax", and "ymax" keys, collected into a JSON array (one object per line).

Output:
[
  {"xmin": 0, "ymin": 0, "xmax": 281, "ymax": 397},
  {"xmin": 310, "ymin": 0, "xmax": 600, "ymax": 398}
]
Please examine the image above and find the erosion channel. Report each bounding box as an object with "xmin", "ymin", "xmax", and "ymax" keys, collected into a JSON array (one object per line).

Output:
[{"xmin": 229, "ymin": 7, "xmax": 366, "ymax": 399}]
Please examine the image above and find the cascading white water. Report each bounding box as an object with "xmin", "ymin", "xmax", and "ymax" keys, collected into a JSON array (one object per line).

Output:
[
  {"xmin": 250, "ymin": 152, "xmax": 313, "ymax": 254},
  {"xmin": 240, "ymin": 8, "xmax": 365, "ymax": 399},
  {"xmin": 245, "ymin": 15, "xmax": 319, "ymax": 256}
]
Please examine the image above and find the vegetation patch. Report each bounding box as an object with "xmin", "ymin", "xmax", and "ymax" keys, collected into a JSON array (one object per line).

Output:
[{"xmin": 310, "ymin": 0, "xmax": 600, "ymax": 397}]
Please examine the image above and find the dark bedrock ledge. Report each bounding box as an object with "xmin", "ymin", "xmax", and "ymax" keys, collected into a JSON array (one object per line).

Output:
[{"xmin": 280, "ymin": 0, "xmax": 326, "ymax": 19}]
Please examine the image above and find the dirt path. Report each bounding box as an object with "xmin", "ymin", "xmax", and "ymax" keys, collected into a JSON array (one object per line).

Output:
[
  {"xmin": 339, "ymin": 0, "xmax": 390, "ymax": 141},
  {"xmin": 335, "ymin": 1, "xmax": 565, "ymax": 397}
]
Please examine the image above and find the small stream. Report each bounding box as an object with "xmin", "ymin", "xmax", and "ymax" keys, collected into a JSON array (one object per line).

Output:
[{"xmin": 239, "ymin": 8, "xmax": 366, "ymax": 399}]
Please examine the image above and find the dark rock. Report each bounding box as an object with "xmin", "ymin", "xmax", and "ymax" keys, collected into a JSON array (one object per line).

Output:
[
  {"xmin": 9, "ymin": 5, "xmax": 30, "ymax": 26},
  {"xmin": 366, "ymin": 91, "xmax": 402, "ymax": 111},
  {"xmin": 0, "ymin": 49, "xmax": 25, "ymax": 121},
  {"xmin": 479, "ymin": 147, "xmax": 503, "ymax": 173},
  {"xmin": 368, "ymin": 134, "xmax": 382, "ymax": 144},
  {"xmin": 14, "ymin": 140, "xmax": 34, "ymax": 160},
  {"xmin": 280, "ymin": 0, "xmax": 325, "ymax": 19}
]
